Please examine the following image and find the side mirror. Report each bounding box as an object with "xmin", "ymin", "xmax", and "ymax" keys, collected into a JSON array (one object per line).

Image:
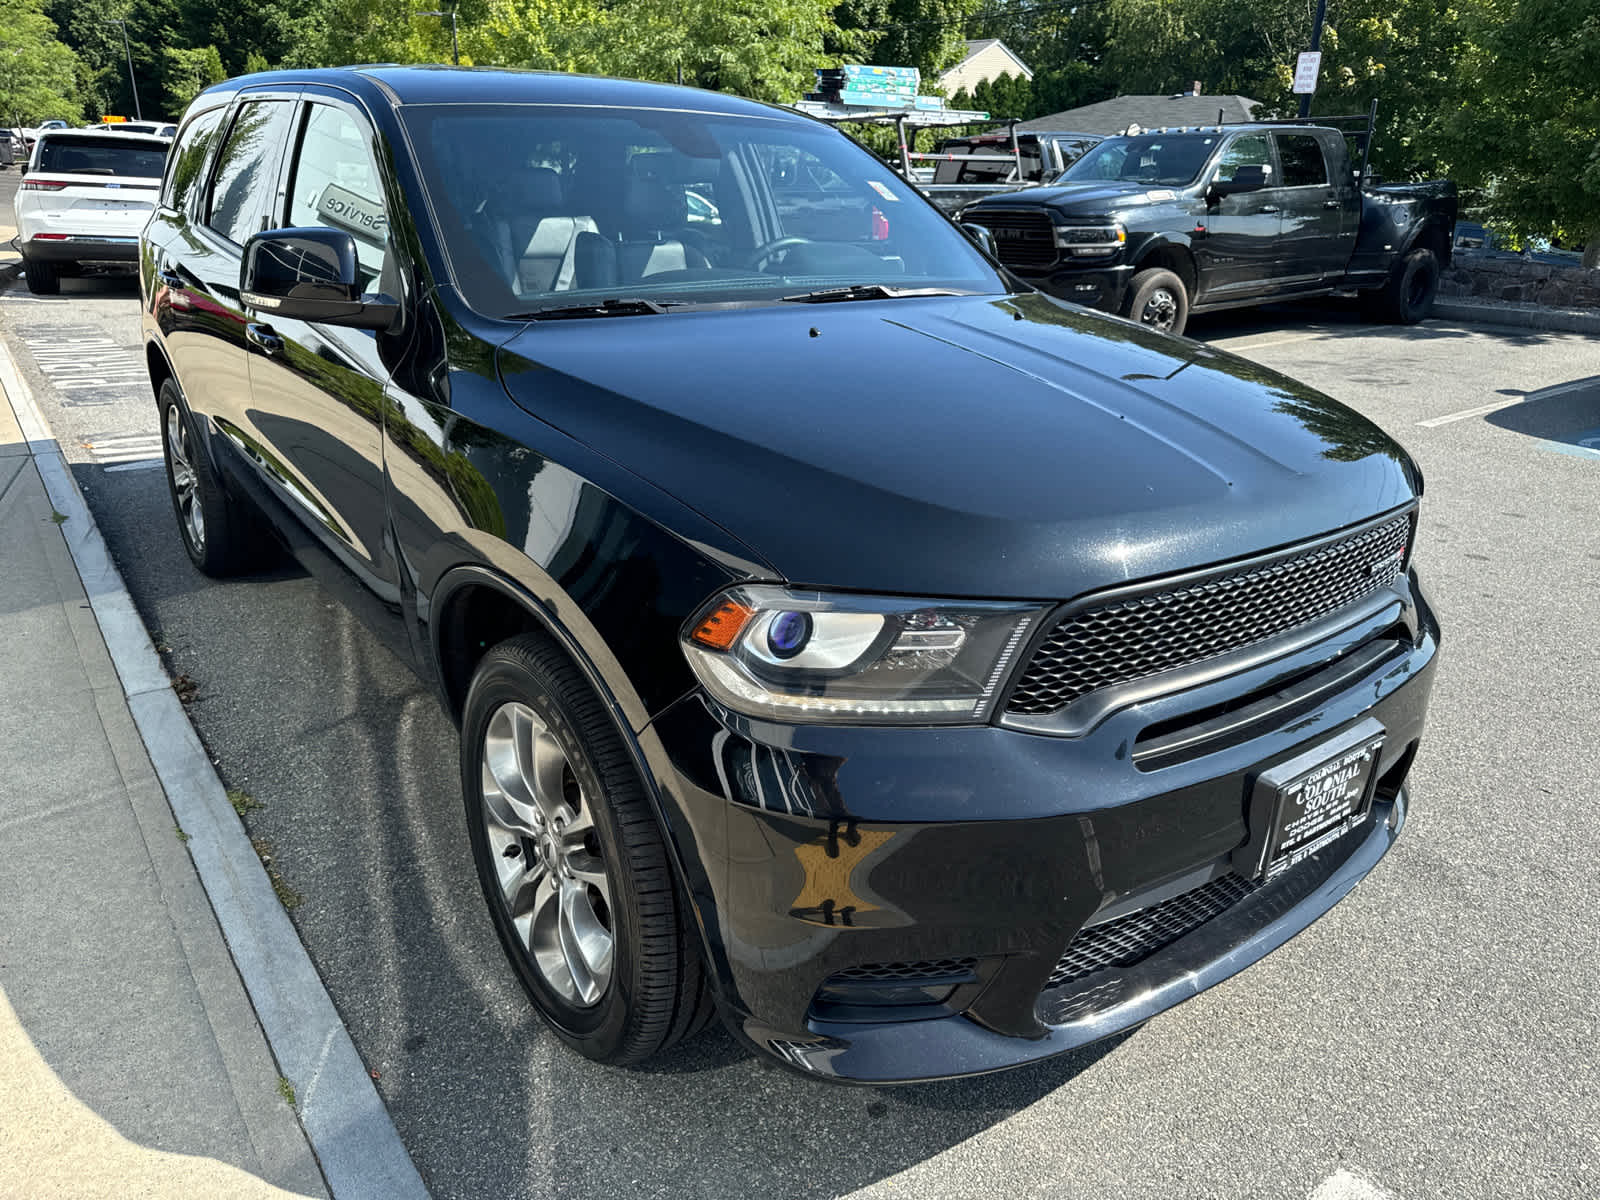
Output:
[
  {"xmin": 960, "ymin": 221, "xmax": 998, "ymax": 258},
  {"xmin": 241, "ymin": 227, "xmax": 398, "ymax": 331},
  {"xmin": 1209, "ymin": 163, "xmax": 1268, "ymax": 199}
]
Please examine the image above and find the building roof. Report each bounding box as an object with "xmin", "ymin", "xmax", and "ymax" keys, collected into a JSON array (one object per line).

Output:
[{"xmin": 1017, "ymin": 93, "xmax": 1260, "ymax": 136}]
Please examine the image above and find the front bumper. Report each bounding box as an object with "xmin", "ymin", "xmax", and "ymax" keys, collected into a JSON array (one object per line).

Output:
[
  {"xmin": 20, "ymin": 234, "xmax": 142, "ymax": 264},
  {"xmin": 639, "ymin": 573, "xmax": 1439, "ymax": 1082},
  {"xmin": 1012, "ymin": 260, "xmax": 1135, "ymax": 314}
]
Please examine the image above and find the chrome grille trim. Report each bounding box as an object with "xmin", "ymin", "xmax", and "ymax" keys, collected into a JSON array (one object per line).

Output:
[{"xmin": 1006, "ymin": 512, "xmax": 1414, "ymax": 718}]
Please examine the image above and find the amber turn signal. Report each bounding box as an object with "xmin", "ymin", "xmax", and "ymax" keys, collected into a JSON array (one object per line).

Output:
[{"xmin": 690, "ymin": 599, "xmax": 755, "ymax": 651}]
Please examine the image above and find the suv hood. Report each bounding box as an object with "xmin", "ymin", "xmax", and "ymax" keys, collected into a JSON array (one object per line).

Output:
[{"xmin": 498, "ymin": 293, "xmax": 1418, "ymax": 601}]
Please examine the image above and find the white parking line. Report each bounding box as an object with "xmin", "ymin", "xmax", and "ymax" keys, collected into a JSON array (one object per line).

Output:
[
  {"xmin": 21, "ymin": 333, "xmax": 146, "ymax": 392},
  {"xmin": 1220, "ymin": 332, "xmax": 1324, "ymax": 353},
  {"xmin": 81, "ymin": 431, "xmax": 162, "ymax": 465},
  {"xmin": 1417, "ymin": 375, "xmax": 1600, "ymax": 427},
  {"xmin": 1310, "ymin": 1168, "xmax": 1397, "ymax": 1200}
]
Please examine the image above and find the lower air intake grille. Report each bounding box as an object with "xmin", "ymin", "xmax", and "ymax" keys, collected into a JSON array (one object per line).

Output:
[
  {"xmin": 1045, "ymin": 873, "xmax": 1261, "ymax": 991},
  {"xmin": 1007, "ymin": 514, "xmax": 1412, "ymax": 716},
  {"xmin": 831, "ymin": 957, "xmax": 979, "ymax": 983}
]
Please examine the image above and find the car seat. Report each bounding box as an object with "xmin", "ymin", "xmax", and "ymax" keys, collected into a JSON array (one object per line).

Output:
[
  {"xmin": 477, "ymin": 166, "xmax": 610, "ymax": 296},
  {"xmin": 617, "ymin": 176, "xmax": 709, "ymax": 280}
]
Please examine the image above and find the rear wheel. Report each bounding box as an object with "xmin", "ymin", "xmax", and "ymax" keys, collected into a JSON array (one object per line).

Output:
[
  {"xmin": 24, "ymin": 258, "xmax": 61, "ymax": 295},
  {"xmin": 1366, "ymin": 246, "xmax": 1439, "ymax": 324},
  {"xmin": 461, "ymin": 633, "xmax": 713, "ymax": 1064},
  {"xmin": 1123, "ymin": 267, "xmax": 1189, "ymax": 336},
  {"xmin": 159, "ymin": 379, "xmax": 270, "ymax": 576}
]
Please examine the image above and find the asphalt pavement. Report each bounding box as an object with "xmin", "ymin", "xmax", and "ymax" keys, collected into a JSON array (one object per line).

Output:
[{"xmin": 0, "ymin": 194, "xmax": 1596, "ymax": 1198}]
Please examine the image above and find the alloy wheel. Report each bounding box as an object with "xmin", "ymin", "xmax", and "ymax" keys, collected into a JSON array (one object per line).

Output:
[
  {"xmin": 165, "ymin": 405, "xmax": 206, "ymax": 553},
  {"xmin": 480, "ymin": 701, "xmax": 615, "ymax": 1007},
  {"xmin": 1140, "ymin": 288, "xmax": 1178, "ymax": 331}
]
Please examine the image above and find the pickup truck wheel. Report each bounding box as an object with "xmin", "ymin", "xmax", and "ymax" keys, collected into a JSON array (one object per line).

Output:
[
  {"xmin": 24, "ymin": 258, "xmax": 61, "ymax": 295},
  {"xmin": 159, "ymin": 380, "xmax": 271, "ymax": 576},
  {"xmin": 1124, "ymin": 268, "xmax": 1189, "ymax": 336},
  {"xmin": 1371, "ymin": 247, "xmax": 1440, "ymax": 324},
  {"xmin": 461, "ymin": 633, "xmax": 713, "ymax": 1064}
]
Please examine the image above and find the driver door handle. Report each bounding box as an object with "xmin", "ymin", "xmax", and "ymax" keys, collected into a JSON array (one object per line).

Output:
[
  {"xmin": 1257, "ymin": 205, "xmax": 1280, "ymax": 213},
  {"xmin": 247, "ymin": 323, "xmax": 285, "ymax": 356},
  {"xmin": 1323, "ymin": 200, "xmax": 1341, "ymax": 209}
]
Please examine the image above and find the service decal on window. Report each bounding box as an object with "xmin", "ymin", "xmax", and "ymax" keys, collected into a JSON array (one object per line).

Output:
[{"xmin": 316, "ymin": 183, "xmax": 387, "ymax": 242}]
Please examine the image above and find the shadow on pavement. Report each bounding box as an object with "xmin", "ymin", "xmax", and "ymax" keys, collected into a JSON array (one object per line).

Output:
[
  {"xmin": 1189, "ymin": 297, "xmax": 1566, "ymax": 347},
  {"xmin": 1482, "ymin": 374, "xmax": 1600, "ymax": 452}
]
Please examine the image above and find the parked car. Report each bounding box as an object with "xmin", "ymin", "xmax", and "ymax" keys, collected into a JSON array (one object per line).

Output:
[
  {"xmin": 962, "ymin": 123, "xmax": 1457, "ymax": 335},
  {"xmin": 142, "ymin": 67, "xmax": 1438, "ymax": 1083},
  {"xmin": 89, "ymin": 120, "xmax": 180, "ymax": 139},
  {"xmin": 920, "ymin": 129, "xmax": 1102, "ymax": 213},
  {"xmin": 14, "ymin": 128, "xmax": 172, "ymax": 294}
]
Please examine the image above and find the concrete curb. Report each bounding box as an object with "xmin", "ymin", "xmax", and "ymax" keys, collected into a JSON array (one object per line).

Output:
[
  {"xmin": 1434, "ymin": 296, "xmax": 1600, "ymax": 335},
  {"xmin": 0, "ymin": 334, "xmax": 429, "ymax": 1200}
]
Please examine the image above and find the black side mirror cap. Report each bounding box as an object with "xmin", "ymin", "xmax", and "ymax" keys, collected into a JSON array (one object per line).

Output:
[
  {"xmin": 241, "ymin": 227, "xmax": 399, "ymax": 331},
  {"xmin": 959, "ymin": 221, "xmax": 998, "ymax": 258},
  {"xmin": 1208, "ymin": 164, "xmax": 1268, "ymax": 200}
]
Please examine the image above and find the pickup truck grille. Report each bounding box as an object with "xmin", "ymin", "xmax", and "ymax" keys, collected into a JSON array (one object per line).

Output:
[
  {"xmin": 968, "ymin": 209, "xmax": 1057, "ymax": 268},
  {"xmin": 1006, "ymin": 514, "xmax": 1412, "ymax": 716}
]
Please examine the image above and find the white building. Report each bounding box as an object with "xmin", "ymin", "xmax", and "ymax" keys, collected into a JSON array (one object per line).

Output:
[{"xmin": 937, "ymin": 40, "xmax": 1033, "ymax": 95}]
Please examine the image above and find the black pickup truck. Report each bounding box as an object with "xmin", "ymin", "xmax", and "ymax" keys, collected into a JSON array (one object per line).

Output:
[{"xmin": 961, "ymin": 122, "xmax": 1457, "ymax": 336}]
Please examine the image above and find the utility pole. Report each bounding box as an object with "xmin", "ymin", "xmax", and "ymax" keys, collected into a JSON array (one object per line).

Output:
[
  {"xmin": 416, "ymin": 10, "xmax": 459, "ymax": 65},
  {"xmin": 106, "ymin": 19, "xmax": 143, "ymax": 120},
  {"xmin": 1298, "ymin": 0, "xmax": 1328, "ymax": 119}
]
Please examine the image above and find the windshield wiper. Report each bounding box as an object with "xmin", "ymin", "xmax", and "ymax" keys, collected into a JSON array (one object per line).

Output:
[
  {"xmin": 511, "ymin": 297, "xmax": 681, "ymax": 320},
  {"xmin": 780, "ymin": 284, "xmax": 972, "ymax": 304}
]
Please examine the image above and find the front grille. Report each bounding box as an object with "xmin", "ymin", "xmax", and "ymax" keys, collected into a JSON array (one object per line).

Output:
[
  {"xmin": 971, "ymin": 208, "xmax": 1058, "ymax": 267},
  {"xmin": 830, "ymin": 957, "xmax": 978, "ymax": 983},
  {"xmin": 1007, "ymin": 514, "xmax": 1411, "ymax": 716},
  {"xmin": 1045, "ymin": 873, "xmax": 1261, "ymax": 991}
]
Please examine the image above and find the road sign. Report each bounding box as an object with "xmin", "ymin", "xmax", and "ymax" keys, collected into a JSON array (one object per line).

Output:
[{"xmin": 1293, "ymin": 51, "xmax": 1322, "ymax": 95}]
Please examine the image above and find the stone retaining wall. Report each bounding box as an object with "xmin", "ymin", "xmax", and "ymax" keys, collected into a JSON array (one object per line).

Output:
[{"xmin": 1441, "ymin": 251, "xmax": 1600, "ymax": 308}]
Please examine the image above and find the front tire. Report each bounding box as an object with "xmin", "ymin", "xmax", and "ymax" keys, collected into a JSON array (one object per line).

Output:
[
  {"xmin": 158, "ymin": 379, "xmax": 269, "ymax": 576},
  {"xmin": 24, "ymin": 257, "xmax": 61, "ymax": 295},
  {"xmin": 1123, "ymin": 267, "xmax": 1189, "ymax": 336},
  {"xmin": 1367, "ymin": 246, "xmax": 1440, "ymax": 324},
  {"xmin": 461, "ymin": 633, "xmax": 712, "ymax": 1064}
]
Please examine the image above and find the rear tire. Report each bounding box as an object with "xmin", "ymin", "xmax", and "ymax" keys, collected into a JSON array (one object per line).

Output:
[
  {"xmin": 158, "ymin": 379, "xmax": 270, "ymax": 576},
  {"xmin": 24, "ymin": 258, "xmax": 60, "ymax": 295},
  {"xmin": 461, "ymin": 633, "xmax": 712, "ymax": 1065},
  {"xmin": 1366, "ymin": 246, "xmax": 1439, "ymax": 324},
  {"xmin": 1123, "ymin": 267, "xmax": 1189, "ymax": 336}
]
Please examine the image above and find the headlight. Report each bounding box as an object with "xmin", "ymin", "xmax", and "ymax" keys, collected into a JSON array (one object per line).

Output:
[
  {"xmin": 681, "ymin": 585, "xmax": 1046, "ymax": 725},
  {"xmin": 1054, "ymin": 224, "xmax": 1126, "ymax": 255}
]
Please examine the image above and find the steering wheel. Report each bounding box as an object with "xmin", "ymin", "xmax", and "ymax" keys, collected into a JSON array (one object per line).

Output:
[{"xmin": 745, "ymin": 236, "xmax": 812, "ymax": 272}]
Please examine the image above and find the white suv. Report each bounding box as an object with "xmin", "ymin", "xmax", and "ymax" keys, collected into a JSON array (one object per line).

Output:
[{"xmin": 14, "ymin": 128, "xmax": 171, "ymax": 295}]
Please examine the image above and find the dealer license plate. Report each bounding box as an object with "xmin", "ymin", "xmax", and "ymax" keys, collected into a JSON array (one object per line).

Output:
[{"xmin": 1247, "ymin": 719, "xmax": 1385, "ymax": 880}]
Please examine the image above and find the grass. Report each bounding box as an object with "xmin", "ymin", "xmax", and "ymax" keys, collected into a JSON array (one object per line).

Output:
[
  {"xmin": 174, "ymin": 825, "xmax": 189, "ymax": 844},
  {"xmin": 277, "ymin": 1076, "xmax": 296, "ymax": 1108},
  {"xmin": 49, "ymin": 509, "xmax": 68, "ymax": 526},
  {"xmin": 227, "ymin": 787, "xmax": 261, "ymax": 817},
  {"xmin": 251, "ymin": 836, "xmax": 303, "ymax": 910}
]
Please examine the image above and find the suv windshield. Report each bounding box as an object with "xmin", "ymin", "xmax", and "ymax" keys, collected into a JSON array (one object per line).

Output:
[
  {"xmin": 400, "ymin": 104, "xmax": 1004, "ymax": 317},
  {"xmin": 1060, "ymin": 133, "xmax": 1220, "ymax": 187},
  {"xmin": 36, "ymin": 135, "xmax": 167, "ymax": 178}
]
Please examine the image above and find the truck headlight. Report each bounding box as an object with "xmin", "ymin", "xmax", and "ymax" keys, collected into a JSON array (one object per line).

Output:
[
  {"xmin": 682, "ymin": 585, "xmax": 1045, "ymax": 725},
  {"xmin": 1055, "ymin": 224, "xmax": 1126, "ymax": 256}
]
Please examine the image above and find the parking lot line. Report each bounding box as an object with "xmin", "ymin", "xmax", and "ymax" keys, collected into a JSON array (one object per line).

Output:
[{"xmin": 1417, "ymin": 375, "xmax": 1600, "ymax": 427}]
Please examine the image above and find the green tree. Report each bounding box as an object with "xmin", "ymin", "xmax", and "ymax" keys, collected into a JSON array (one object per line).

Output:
[
  {"xmin": 1441, "ymin": 0, "xmax": 1600, "ymax": 261},
  {"xmin": 165, "ymin": 43, "xmax": 225, "ymax": 108},
  {"xmin": 0, "ymin": 0, "xmax": 83, "ymax": 125},
  {"xmin": 831, "ymin": 0, "xmax": 983, "ymax": 82}
]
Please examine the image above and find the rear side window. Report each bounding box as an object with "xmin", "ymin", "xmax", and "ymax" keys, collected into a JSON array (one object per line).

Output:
[
  {"xmin": 36, "ymin": 136, "xmax": 167, "ymax": 179},
  {"xmin": 287, "ymin": 103, "xmax": 389, "ymax": 284},
  {"xmin": 1275, "ymin": 134, "xmax": 1328, "ymax": 187},
  {"xmin": 207, "ymin": 99, "xmax": 295, "ymax": 245},
  {"xmin": 162, "ymin": 107, "xmax": 225, "ymax": 211}
]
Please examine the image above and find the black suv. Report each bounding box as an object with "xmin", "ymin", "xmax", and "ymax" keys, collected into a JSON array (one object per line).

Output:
[{"xmin": 141, "ymin": 67, "xmax": 1439, "ymax": 1083}]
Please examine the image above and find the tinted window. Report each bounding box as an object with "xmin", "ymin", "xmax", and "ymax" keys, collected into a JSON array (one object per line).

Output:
[
  {"xmin": 1276, "ymin": 134, "xmax": 1328, "ymax": 187},
  {"xmin": 402, "ymin": 104, "xmax": 1000, "ymax": 317},
  {"xmin": 1214, "ymin": 134, "xmax": 1272, "ymax": 184},
  {"xmin": 162, "ymin": 107, "xmax": 225, "ymax": 211},
  {"xmin": 36, "ymin": 136, "xmax": 167, "ymax": 178},
  {"xmin": 1063, "ymin": 134, "xmax": 1219, "ymax": 186},
  {"xmin": 207, "ymin": 99, "xmax": 294, "ymax": 245},
  {"xmin": 288, "ymin": 103, "xmax": 388, "ymax": 285}
]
